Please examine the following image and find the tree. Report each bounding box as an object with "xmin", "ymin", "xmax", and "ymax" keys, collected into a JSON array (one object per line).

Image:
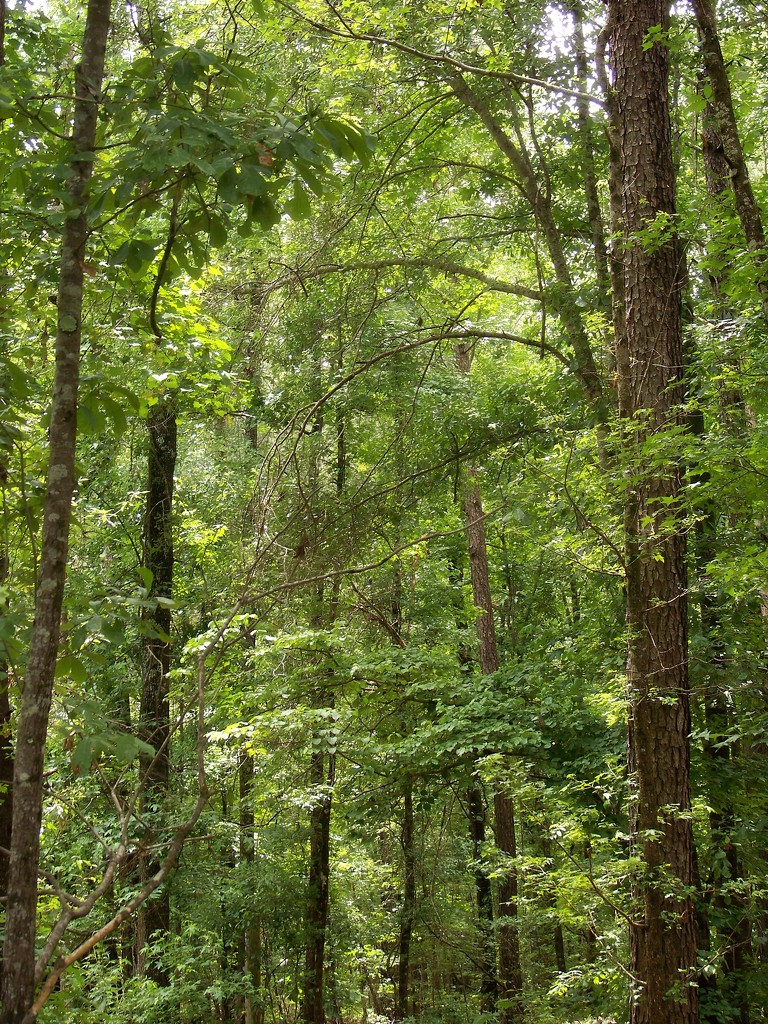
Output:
[
  {"xmin": 456, "ymin": 342, "xmax": 523, "ymax": 1024},
  {"xmin": 0, "ymin": 3, "xmax": 113, "ymax": 1019},
  {"xmin": 608, "ymin": 1, "xmax": 698, "ymax": 1021},
  {"xmin": 3, "ymin": 1, "xmax": 768, "ymax": 1021}
]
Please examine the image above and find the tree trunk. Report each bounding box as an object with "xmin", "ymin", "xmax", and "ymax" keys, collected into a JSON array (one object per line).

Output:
[
  {"xmin": 136, "ymin": 395, "xmax": 177, "ymax": 985},
  {"xmin": 451, "ymin": 557, "xmax": 498, "ymax": 1005},
  {"xmin": 468, "ymin": 785, "xmax": 497, "ymax": 1010},
  {"xmin": 608, "ymin": 3, "xmax": 698, "ymax": 1022},
  {"xmin": 456, "ymin": 341, "xmax": 524, "ymax": 1024},
  {"xmin": 302, "ymin": 746, "xmax": 334, "ymax": 1024},
  {"xmin": 691, "ymin": 0, "xmax": 768, "ymax": 315},
  {"xmin": 595, "ymin": 17, "xmax": 627, "ymax": 372},
  {"xmin": 301, "ymin": 358, "xmax": 346, "ymax": 1024},
  {"xmin": 493, "ymin": 792, "xmax": 523, "ymax": 1024},
  {"xmin": 0, "ymin": 9, "xmax": 10, "ymax": 970},
  {"xmin": 448, "ymin": 79, "xmax": 604, "ymax": 414},
  {"xmin": 690, "ymin": 106, "xmax": 752, "ymax": 1024},
  {"xmin": 568, "ymin": 0, "xmax": 610, "ymax": 302},
  {"xmin": 240, "ymin": 752, "xmax": 264, "ymax": 1024},
  {"xmin": 395, "ymin": 777, "xmax": 416, "ymax": 1021},
  {"xmin": 0, "ymin": 466, "xmax": 12, "ymax": 983},
  {"xmin": 0, "ymin": 4, "xmax": 112, "ymax": 1020}
]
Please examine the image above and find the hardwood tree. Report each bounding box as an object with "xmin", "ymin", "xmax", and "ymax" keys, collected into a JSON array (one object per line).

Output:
[{"xmin": 0, "ymin": 2, "xmax": 113, "ymax": 1020}]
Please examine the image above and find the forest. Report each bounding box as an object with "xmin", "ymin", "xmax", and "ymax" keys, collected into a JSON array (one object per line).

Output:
[{"xmin": 1, "ymin": 0, "xmax": 767, "ymax": 1022}]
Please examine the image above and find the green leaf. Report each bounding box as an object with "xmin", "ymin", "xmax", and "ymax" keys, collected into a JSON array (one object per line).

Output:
[
  {"xmin": 238, "ymin": 161, "xmax": 268, "ymax": 198},
  {"xmin": 286, "ymin": 181, "xmax": 312, "ymax": 220},
  {"xmin": 250, "ymin": 196, "xmax": 279, "ymax": 229},
  {"xmin": 125, "ymin": 239, "xmax": 158, "ymax": 275},
  {"xmin": 99, "ymin": 394, "xmax": 129, "ymax": 434},
  {"xmin": 77, "ymin": 397, "xmax": 107, "ymax": 435},
  {"xmin": 172, "ymin": 57, "xmax": 197, "ymax": 90},
  {"xmin": 56, "ymin": 655, "xmax": 88, "ymax": 684},
  {"xmin": 138, "ymin": 566, "xmax": 155, "ymax": 590}
]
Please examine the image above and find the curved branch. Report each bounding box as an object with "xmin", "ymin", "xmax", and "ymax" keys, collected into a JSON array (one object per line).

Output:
[
  {"xmin": 275, "ymin": 0, "xmax": 603, "ymax": 107},
  {"xmin": 251, "ymin": 257, "xmax": 542, "ymax": 304}
]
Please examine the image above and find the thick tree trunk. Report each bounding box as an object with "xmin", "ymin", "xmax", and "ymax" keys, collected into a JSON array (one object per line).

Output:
[
  {"xmin": 456, "ymin": 342, "xmax": 524, "ymax": 1024},
  {"xmin": 136, "ymin": 396, "xmax": 177, "ymax": 985},
  {"xmin": 608, "ymin": 3, "xmax": 698, "ymax": 1023},
  {"xmin": 0, "ymin": 4, "xmax": 112, "ymax": 1020}
]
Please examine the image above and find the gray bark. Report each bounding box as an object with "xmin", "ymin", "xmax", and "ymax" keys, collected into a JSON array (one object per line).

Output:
[{"xmin": 0, "ymin": 3, "xmax": 112, "ymax": 1020}]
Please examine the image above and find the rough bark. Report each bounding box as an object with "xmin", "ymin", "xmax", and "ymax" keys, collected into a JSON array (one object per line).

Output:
[
  {"xmin": 608, "ymin": 3, "xmax": 698, "ymax": 1022},
  {"xmin": 0, "ymin": 3, "xmax": 112, "ymax": 1020},
  {"xmin": 136, "ymin": 395, "xmax": 177, "ymax": 985},
  {"xmin": 0, "ymin": 4, "xmax": 8, "ymax": 934}
]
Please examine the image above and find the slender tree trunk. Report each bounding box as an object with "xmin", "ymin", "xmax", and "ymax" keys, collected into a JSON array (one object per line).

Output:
[
  {"xmin": 690, "ymin": 0, "xmax": 768, "ymax": 315},
  {"xmin": 0, "ymin": 9, "xmax": 9, "ymax": 959},
  {"xmin": 302, "ymin": 388, "xmax": 345, "ymax": 1024},
  {"xmin": 451, "ymin": 557, "xmax": 498, "ymax": 1004},
  {"xmin": 240, "ymin": 750, "xmax": 263, "ymax": 1024},
  {"xmin": 135, "ymin": 396, "xmax": 177, "ymax": 984},
  {"xmin": 0, "ymin": 648, "xmax": 11, "ymax": 908},
  {"xmin": 395, "ymin": 777, "xmax": 416, "ymax": 1021},
  {"xmin": 493, "ymin": 791, "xmax": 523, "ymax": 1024},
  {"xmin": 0, "ymin": 4, "xmax": 112, "ymax": 1020},
  {"xmin": 690, "ymin": 107, "xmax": 752, "ymax": 1024},
  {"xmin": 302, "ymin": 745, "xmax": 334, "ymax": 1024},
  {"xmin": 456, "ymin": 341, "xmax": 524, "ymax": 1024},
  {"xmin": 448, "ymin": 78, "xmax": 604, "ymax": 413},
  {"xmin": 608, "ymin": 3, "xmax": 698, "ymax": 1022},
  {"xmin": 0, "ymin": 457, "xmax": 12, "ymax": 931},
  {"xmin": 568, "ymin": 0, "xmax": 611, "ymax": 302},
  {"xmin": 595, "ymin": 18, "xmax": 627, "ymax": 372},
  {"xmin": 468, "ymin": 785, "xmax": 497, "ymax": 1009}
]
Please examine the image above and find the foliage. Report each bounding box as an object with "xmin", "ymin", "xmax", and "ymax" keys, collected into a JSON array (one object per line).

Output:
[{"xmin": 1, "ymin": 1, "xmax": 768, "ymax": 1023}]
